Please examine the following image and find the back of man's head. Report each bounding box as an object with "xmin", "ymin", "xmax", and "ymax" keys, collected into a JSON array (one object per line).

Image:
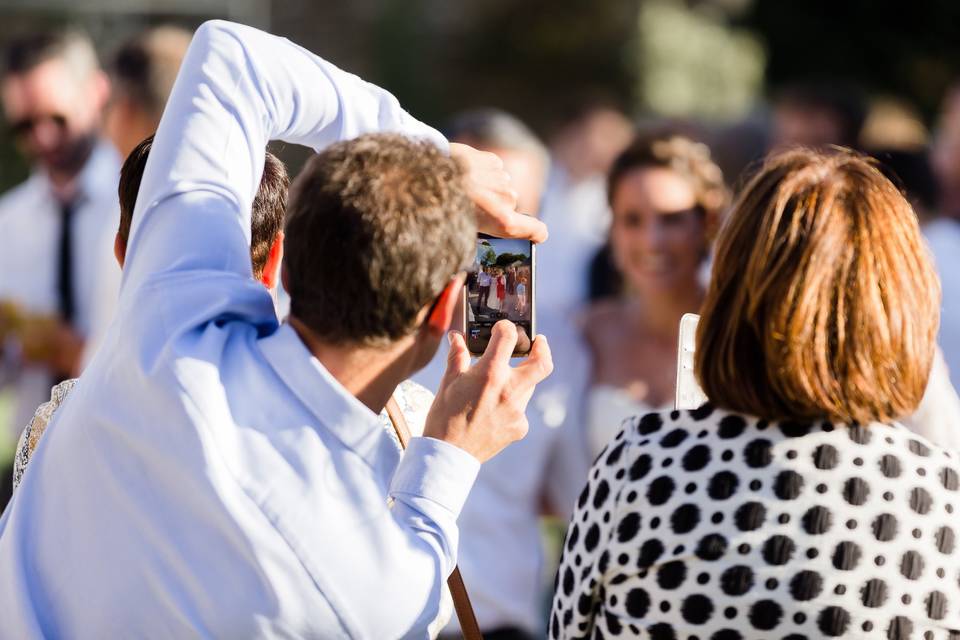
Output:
[
  {"xmin": 4, "ymin": 27, "xmax": 99, "ymax": 80},
  {"xmin": 109, "ymin": 27, "xmax": 191, "ymax": 119},
  {"xmin": 773, "ymin": 83, "xmax": 867, "ymax": 150},
  {"xmin": 118, "ymin": 134, "xmax": 288, "ymax": 279},
  {"xmin": 106, "ymin": 26, "xmax": 191, "ymax": 157},
  {"xmin": 284, "ymin": 133, "xmax": 476, "ymax": 346}
]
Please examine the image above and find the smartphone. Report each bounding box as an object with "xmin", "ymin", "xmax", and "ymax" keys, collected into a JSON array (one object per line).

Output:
[
  {"xmin": 675, "ymin": 313, "xmax": 708, "ymax": 410},
  {"xmin": 464, "ymin": 234, "xmax": 536, "ymax": 357}
]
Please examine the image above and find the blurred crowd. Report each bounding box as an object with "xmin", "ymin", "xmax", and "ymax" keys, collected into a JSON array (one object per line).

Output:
[{"xmin": 1, "ymin": 19, "xmax": 960, "ymax": 640}]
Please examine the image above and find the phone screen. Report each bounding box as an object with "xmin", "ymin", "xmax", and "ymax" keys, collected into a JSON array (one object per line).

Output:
[{"xmin": 464, "ymin": 235, "xmax": 535, "ymax": 357}]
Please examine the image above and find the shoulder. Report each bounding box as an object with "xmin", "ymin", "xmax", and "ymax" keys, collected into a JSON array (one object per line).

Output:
[
  {"xmin": 13, "ymin": 378, "xmax": 78, "ymax": 491},
  {"xmin": 391, "ymin": 379, "xmax": 435, "ymax": 439}
]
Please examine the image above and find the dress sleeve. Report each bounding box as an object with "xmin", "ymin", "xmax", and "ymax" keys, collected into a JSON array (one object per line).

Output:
[{"xmin": 549, "ymin": 427, "xmax": 636, "ymax": 639}]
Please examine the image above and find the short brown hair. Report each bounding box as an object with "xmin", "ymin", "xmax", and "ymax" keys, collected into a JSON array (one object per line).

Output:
[
  {"xmin": 118, "ymin": 134, "xmax": 288, "ymax": 279},
  {"xmin": 607, "ymin": 133, "xmax": 729, "ymax": 222},
  {"xmin": 696, "ymin": 147, "xmax": 940, "ymax": 424},
  {"xmin": 283, "ymin": 133, "xmax": 476, "ymax": 345},
  {"xmin": 109, "ymin": 26, "xmax": 191, "ymax": 119},
  {"xmin": 4, "ymin": 27, "xmax": 98, "ymax": 79}
]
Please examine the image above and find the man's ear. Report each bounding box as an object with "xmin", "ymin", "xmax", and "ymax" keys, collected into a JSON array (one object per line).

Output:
[
  {"xmin": 260, "ymin": 231, "xmax": 285, "ymax": 290},
  {"xmin": 425, "ymin": 275, "xmax": 465, "ymax": 338},
  {"xmin": 114, "ymin": 232, "xmax": 126, "ymax": 269},
  {"xmin": 90, "ymin": 70, "xmax": 111, "ymax": 113}
]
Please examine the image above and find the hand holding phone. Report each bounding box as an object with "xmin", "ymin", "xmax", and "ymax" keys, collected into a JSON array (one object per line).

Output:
[
  {"xmin": 449, "ymin": 143, "xmax": 548, "ymax": 243},
  {"xmin": 424, "ymin": 322, "xmax": 553, "ymax": 462}
]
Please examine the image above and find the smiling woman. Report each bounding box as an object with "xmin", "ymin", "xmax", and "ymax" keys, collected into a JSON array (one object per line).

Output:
[{"xmin": 578, "ymin": 133, "xmax": 729, "ymax": 458}]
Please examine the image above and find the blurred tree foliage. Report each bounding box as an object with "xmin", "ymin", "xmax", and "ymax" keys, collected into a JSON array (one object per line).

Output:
[
  {"xmin": 736, "ymin": 0, "xmax": 960, "ymax": 122},
  {"xmin": 365, "ymin": 0, "xmax": 638, "ymax": 137},
  {"xmin": 634, "ymin": 0, "xmax": 764, "ymax": 121}
]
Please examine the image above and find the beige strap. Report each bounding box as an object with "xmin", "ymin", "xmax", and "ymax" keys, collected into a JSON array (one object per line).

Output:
[{"xmin": 385, "ymin": 397, "xmax": 483, "ymax": 640}]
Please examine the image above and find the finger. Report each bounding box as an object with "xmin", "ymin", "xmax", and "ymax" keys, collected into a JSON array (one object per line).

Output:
[
  {"xmin": 440, "ymin": 331, "xmax": 471, "ymax": 389},
  {"xmin": 478, "ymin": 320, "xmax": 519, "ymax": 369},
  {"xmin": 512, "ymin": 334, "xmax": 554, "ymax": 389},
  {"xmin": 478, "ymin": 207, "xmax": 549, "ymax": 243}
]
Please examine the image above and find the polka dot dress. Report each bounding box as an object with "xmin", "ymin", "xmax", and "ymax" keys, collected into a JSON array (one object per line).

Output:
[{"xmin": 549, "ymin": 404, "xmax": 960, "ymax": 639}]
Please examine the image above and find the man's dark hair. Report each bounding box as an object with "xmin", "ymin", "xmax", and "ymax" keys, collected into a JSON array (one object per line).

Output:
[
  {"xmin": 284, "ymin": 133, "xmax": 476, "ymax": 346},
  {"xmin": 775, "ymin": 82, "xmax": 867, "ymax": 149},
  {"xmin": 118, "ymin": 134, "xmax": 289, "ymax": 279},
  {"xmin": 109, "ymin": 26, "xmax": 191, "ymax": 119},
  {"xmin": 4, "ymin": 27, "xmax": 98, "ymax": 78}
]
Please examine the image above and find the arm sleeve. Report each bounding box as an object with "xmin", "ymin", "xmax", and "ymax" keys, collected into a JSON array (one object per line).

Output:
[
  {"xmin": 117, "ymin": 21, "xmax": 466, "ymax": 637},
  {"xmin": 121, "ymin": 20, "xmax": 446, "ymax": 296},
  {"xmin": 549, "ymin": 434, "xmax": 633, "ymax": 640}
]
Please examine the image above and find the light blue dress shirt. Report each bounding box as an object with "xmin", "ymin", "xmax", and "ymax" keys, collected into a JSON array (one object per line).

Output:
[{"xmin": 0, "ymin": 20, "xmax": 480, "ymax": 639}]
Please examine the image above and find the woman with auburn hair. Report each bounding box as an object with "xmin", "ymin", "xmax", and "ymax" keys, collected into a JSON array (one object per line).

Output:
[{"xmin": 550, "ymin": 148, "xmax": 959, "ymax": 640}]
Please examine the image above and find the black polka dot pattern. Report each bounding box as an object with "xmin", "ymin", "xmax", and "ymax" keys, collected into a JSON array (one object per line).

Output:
[{"xmin": 549, "ymin": 408, "xmax": 960, "ymax": 639}]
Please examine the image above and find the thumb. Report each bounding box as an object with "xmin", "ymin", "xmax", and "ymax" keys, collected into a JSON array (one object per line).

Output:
[{"xmin": 440, "ymin": 331, "xmax": 471, "ymax": 389}]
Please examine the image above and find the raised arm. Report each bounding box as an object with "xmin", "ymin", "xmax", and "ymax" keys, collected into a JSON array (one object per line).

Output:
[{"xmin": 121, "ymin": 20, "xmax": 445, "ymax": 293}]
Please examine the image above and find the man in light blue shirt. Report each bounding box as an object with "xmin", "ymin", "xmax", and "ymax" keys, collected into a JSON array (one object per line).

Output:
[{"xmin": 0, "ymin": 20, "xmax": 551, "ymax": 638}]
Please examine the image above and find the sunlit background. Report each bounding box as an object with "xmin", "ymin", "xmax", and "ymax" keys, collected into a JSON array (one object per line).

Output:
[{"xmin": 0, "ymin": 0, "xmax": 957, "ymax": 188}]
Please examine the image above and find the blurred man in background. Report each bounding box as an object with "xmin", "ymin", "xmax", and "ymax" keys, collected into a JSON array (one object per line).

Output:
[
  {"xmin": 80, "ymin": 25, "xmax": 192, "ymax": 368},
  {"xmin": 104, "ymin": 26, "xmax": 191, "ymax": 158},
  {"xmin": 771, "ymin": 82, "xmax": 867, "ymax": 150},
  {"xmin": 413, "ymin": 109, "xmax": 590, "ymax": 640},
  {"xmin": 537, "ymin": 101, "xmax": 633, "ymax": 315},
  {"xmin": 0, "ymin": 28, "xmax": 120, "ymax": 505}
]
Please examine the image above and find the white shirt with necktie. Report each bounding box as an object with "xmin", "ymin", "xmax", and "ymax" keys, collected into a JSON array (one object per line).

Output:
[
  {"xmin": 0, "ymin": 141, "xmax": 121, "ymax": 437},
  {"xmin": 0, "ymin": 20, "xmax": 478, "ymax": 639}
]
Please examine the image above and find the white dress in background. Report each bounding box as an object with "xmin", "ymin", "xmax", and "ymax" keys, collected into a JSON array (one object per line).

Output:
[
  {"xmin": 925, "ymin": 217, "xmax": 960, "ymax": 389},
  {"xmin": 586, "ymin": 384, "xmax": 663, "ymax": 461}
]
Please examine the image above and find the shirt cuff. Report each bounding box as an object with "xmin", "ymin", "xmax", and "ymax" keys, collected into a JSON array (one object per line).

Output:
[{"xmin": 389, "ymin": 437, "xmax": 480, "ymax": 517}]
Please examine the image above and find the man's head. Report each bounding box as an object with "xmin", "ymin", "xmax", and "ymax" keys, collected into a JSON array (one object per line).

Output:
[
  {"xmin": 447, "ymin": 109, "xmax": 549, "ymax": 215},
  {"xmin": 772, "ymin": 83, "xmax": 867, "ymax": 150},
  {"xmin": 116, "ymin": 134, "xmax": 288, "ymax": 289},
  {"xmin": 283, "ymin": 133, "xmax": 476, "ymax": 370},
  {"xmin": 550, "ymin": 100, "xmax": 633, "ymax": 184},
  {"xmin": 2, "ymin": 28, "xmax": 109, "ymax": 180},
  {"xmin": 105, "ymin": 26, "xmax": 191, "ymax": 158}
]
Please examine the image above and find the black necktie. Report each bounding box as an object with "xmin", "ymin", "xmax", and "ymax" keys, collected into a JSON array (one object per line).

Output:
[{"xmin": 57, "ymin": 198, "xmax": 76, "ymax": 324}]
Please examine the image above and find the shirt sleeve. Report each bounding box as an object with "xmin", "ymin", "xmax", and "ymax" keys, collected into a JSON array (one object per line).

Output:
[
  {"xmin": 120, "ymin": 20, "xmax": 447, "ymax": 296},
  {"xmin": 368, "ymin": 436, "xmax": 478, "ymax": 637}
]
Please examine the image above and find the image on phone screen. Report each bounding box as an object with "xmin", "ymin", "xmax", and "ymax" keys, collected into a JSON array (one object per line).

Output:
[{"xmin": 464, "ymin": 234, "xmax": 535, "ymax": 357}]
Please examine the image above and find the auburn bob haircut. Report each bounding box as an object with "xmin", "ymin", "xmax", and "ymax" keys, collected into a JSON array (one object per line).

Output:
[{"xmin": 696, "ymin": 147, "xmax": 940, "ymax": 424}]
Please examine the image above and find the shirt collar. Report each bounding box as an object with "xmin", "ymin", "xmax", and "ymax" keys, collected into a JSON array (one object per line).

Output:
[{"xmin": 258, "ymin": 322, "xmax": 399, "ymax": 474}]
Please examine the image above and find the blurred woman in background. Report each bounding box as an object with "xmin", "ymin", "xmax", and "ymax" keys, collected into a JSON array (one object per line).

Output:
[{"xmin": 580, "ymin": 134, "xmax": 728, "ymax": 458}]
